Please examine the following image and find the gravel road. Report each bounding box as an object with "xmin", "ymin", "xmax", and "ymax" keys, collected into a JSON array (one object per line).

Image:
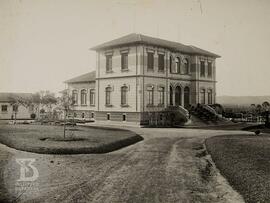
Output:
[{"xmin": 0, "ymin": 127, "xmax": 246, "ymax": 203}]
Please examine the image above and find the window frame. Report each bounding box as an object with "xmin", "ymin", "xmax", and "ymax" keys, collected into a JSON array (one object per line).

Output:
[
  {"xmin": 121, "ymin": 53, "xmax": 128, "ymax": 71},
  {"xmin": 80, "ymin": 89, "xmax": 87, "ymax": 106},
  {"xmin": 147, "ymin": 86, "xmax": 154, "ymax": 106},
  {"xmin": 175, "ymin": 57, "xmax": 180, "ymax": 73},
  {"xmin": 158, "ymin": 54, "xmax": 165, "ymax": 72},
  {"xmin": 200, "ymin": 61, "xmax": 205, "ymax": 77},
  {"xmin": 1, "ymin": 105, "xmax": 8, "ymax": 112},
  {"xmin": 121, "ymin": 86, "xmax": 128, "ymax": 106},
  {"xmin": 89, "ymin": 89, "xmax": 95, "ymax": 106},
  {"xmin": 207, "ymin": 62, "xmax": 212, "ymax": 78},
  {"xmin": 200, "ymin": 89, "xmax": 206, "ymax": 104},
  {"xmin": 183, "ymin": 58, "xmax": 189, "ymax": 75},
  {"xmin": 158, "ymin": 86, "xmax": 165, "ymax": 106},
  {"xmin": 147, "ymin": 52, "xmax": 154, "ymax": 71},
  {"xmin": 105, "ymin": 87, "xmax": 112, "ymax": 106},
  {"xmin": 72, "ymin": 90, "xmax": 78, "ymax": 105},
  {"xmin": 106, "ymin": 55, "xmax": 113, "ymax": 72}
]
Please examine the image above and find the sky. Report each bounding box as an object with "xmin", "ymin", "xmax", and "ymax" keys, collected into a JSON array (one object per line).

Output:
[{"xmin": 0, "ymin": 0, "xmax": 270, "ymax": 96}]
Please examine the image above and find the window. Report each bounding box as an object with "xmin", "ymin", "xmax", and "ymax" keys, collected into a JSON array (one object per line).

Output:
[
  {"xmin": 12, "ymin": 105, "xmax": 18, "ymax": 112},
  {"xmin": 90, "ymin": 89, "xmax": 95, "ymax": 106},
  {"xmin": 147, "ymin": 52, "xmax": 154, "ymax": 71},
  {"xmin": 158, "ymin": 87, "xmax": 165, "ymax": 105},
  {"xmin": 200, "ymin": 89, "xmax": 206, "ymax": 104},
  {"xmin": 106, "ymin": 55, "xmax": 112, "ymax": 72},
  {"xmin": 82, "ymin": 112, "xmax": 85, "ymax": 118},
  {"xmin": 121, "ymin": 86, "xmax": 128, "ymax": 106},
  {"xmin": 208, "ymin": 62, "xmax": 212, "ymax": 77},
  {"xmin": 121, "ymin": 53, "xmax": 128, "ymax": 70},
  {"xmin": 107, "ymin": 113, "xmax": 111, "ymax": 120},
  {"xmin": 74, "ymin": 112, "xmax": 77, "ymax": 118},
  {"xmin": 158, "ymin": 54, "xmax": 164, "ymax": 71},
  {"xmin": 105, "ymin": 87, "xmax": 112, "ymax": 106},
  {"xmin": 170, "ymin": 56, "xmax": 173, "ymax": 73},
  {"xmin": 81, "ymin": 89, "xmax": 87, "ymax": 105},
  {"xmin": 200, "ymin": 61, "xmax": 205, "ymax": 77},
  {"xmin": 208, "ymin": 89, "xmax": 213, "ymax": 104},
  {"xmin": 122, "ymin": 114, "xmax": 126, "ymax": 121},
  {"xmin": 91, "ymin": 112, "xmax": 94, "ymax": 118},
  {"xmin": 147, "ymin": 86, "xmax": 154, "ymax": 106},
  {"xmin": 1, "ymin": 105, "xmax": 7, "ymax": 112},
  {"xmin": 175, "ymin": 57, "xmax": 180, "ymax": 73},
  {"xmin": 183, "ymin": 58, "xmax": 189, "ymax": 74},
  {"xmin": 72, "ymin": 90, "xmax": 78, "ymax": 105}
]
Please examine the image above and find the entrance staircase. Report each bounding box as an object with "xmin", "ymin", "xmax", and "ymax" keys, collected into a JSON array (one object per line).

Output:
[{"xmin": 185, "ymin": 104, "xmax": 230, "ymax": 126}]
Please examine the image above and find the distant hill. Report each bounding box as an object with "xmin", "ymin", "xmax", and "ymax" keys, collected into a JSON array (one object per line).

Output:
[{"xmin": 217, "ymin": 96, "xmax": 270, "ymax": 106}]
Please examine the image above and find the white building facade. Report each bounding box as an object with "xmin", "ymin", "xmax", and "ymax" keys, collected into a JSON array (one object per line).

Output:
[{"xmin": 65, "ymin": 33, "xmax": 220, "ymax": 124}]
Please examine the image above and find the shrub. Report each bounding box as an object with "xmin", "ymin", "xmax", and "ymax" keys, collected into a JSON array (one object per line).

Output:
[{"xmin": 30, "ymin": 113, "xmax": 36, "ymax": 119}]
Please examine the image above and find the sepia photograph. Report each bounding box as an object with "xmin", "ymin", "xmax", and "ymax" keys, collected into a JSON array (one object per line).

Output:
[{"xmin": 0, "ymin": 0, "xmax": 270, "ymax": 202}]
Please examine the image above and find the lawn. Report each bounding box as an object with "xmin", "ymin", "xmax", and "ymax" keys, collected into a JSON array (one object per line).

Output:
[
  {"xmin": 0, "ymin": 124, "xmax": 143, "ymax": 154},
  {"xmin": 206, "ymin": 134, "xmax": 270, "ymax": 203}
]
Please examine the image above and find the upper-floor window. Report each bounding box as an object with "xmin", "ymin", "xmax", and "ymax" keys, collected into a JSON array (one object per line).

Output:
[
  {"xmin": 90, "ymin": 89, "xmax": 95, "ymax": 106},
  {"xmin": 72, "ymin": 90, "xmax": 78, "ymax": 105},
  {"xmin": 81, "ymin": 89, "xmax": 87, "ymax": 105},
  {"xmin": 106, "ymin": 55, "xmax": 112, "ymax": 72},
  {"xmin": 175, "ymin": 57, "xmax": 180, "ymax": 73},
  {"xmin": 208, "ymin": 62, "xmax": 212, "ymax": 77},
  {"xmin": 1, "ymin": 105, "xmax": 7, "ymax": 112},
  {"xmin": 200, "ymin": 61, "xmax": 205, "ymax": 77},
  {"xmin": 147, "ymin": 52, "xmax": 154, "ymax": 71},
  {"xmin": 147, "ymin": 86, "xmax": 154, "ymax": 106},
  {"xmin": 169, "ymin": 56, "xmax": 173, "ymax": 73},
  {"xmin": 183, "ymin": 58, "xmax": 189, "ymax": 74},
  {"xmin": 121, "ymin": 86, "xmax": 128, "ymax": 106},
  {"xmin": 200, "ymin": 89, "xmax": 206, "ymax": 104},
  {"xmin": 158, "ymin": 87, "xmax": 165, "ymax": 105},
  {"xmin": 158, "ymin": 54, "xmax": 164, "ymax": 71},
  {"xmin": 105, "ymin": 87, "xmax": 112, "ymax": 106},
  {"xmin": 121, "ymin": 53, "xmax": 128, "ymax": 70}
]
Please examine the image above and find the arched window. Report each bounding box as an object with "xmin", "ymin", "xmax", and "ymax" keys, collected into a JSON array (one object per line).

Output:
[
  {"xmin": 121, "ymin": 86, "xmax": 128, "ymax": 106},
  {"xmin": 105, "ymin": 87, "xmax": 112, "ymax": 106},
  {"xmin": 158, "ymin": 86, "xmax": 165, "ymax": 105},
  {"xmin": 200, "ymin": 89, "xmax": 206, "ymax": 104},
  {"xmin": 175, "ymin": 86, "xmax": 182, "ymax": 106},
  {"xmin": 147, "ymin": 86, "xmax": 154, "ymax": 106},
  {"xmin": 183, "ymin": 58, "xmax": 189, "ymax": 74},
  {"xmin": 72, "ymin": 90, "xmax": 78, "ymax": 105},
  {"xmin": 81, "ymin": 89, "xmax": 87, "ymax": 105},
  {"xmin": 208, "ymin": 89, "xmax": 213, "ymax": 104},
  {"xmin": 170, "ymin": 86, "xmax": 173, "ymax": 106},
  {"xmin": 170, "ymin": 56, "xmax": 173, "ymax": 73},
  {"xmin": 90, "ymin": 89, "xmax": 95, "ymax": 105},
  {"xmin": 184, "ymin": 86, "xmax": 190, "ymax": 108},
  {"xmin": 175, "ymin": 57, "xmax": 180, "ymax": 73}
]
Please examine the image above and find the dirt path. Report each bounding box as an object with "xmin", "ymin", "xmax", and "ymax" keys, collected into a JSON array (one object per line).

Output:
[{"xmin": 0, "ymin": 127, "xmax": 247, "ymax": 203}]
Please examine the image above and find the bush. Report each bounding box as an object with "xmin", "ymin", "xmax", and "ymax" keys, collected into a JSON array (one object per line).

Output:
[{"xmin": 30, "ymin": 113, "xmax": 36, "ymax": 119}]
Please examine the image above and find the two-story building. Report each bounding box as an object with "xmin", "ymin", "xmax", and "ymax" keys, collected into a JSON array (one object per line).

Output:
[{"xmin": 65, "ymin": 33, "xmax": 220, "ymax": 124}]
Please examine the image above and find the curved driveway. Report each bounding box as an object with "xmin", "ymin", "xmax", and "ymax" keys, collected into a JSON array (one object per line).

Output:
[{"xmin": 0, "ymin": 127, "xmax": 247, "ymax": 203}]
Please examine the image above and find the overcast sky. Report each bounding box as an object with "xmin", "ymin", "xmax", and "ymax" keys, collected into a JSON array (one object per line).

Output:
[{"xmin": 0, "ymin": 0, "xmax": 269, "ymax": 96}]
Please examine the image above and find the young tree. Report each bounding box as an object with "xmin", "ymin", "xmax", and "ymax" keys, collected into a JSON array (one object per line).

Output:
[{"xmin": 59, "ymin": 90, "xmax": 75, "ymax": 138}]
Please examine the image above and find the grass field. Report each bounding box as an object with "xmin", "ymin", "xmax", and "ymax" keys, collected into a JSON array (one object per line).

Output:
[
  {"xmin": 206, "ymin": 134, "xmax": 270, "ymax": 203},
  {"xmin": 0, "ymin": 124, "xmax": 143, "ymax": 154}
]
